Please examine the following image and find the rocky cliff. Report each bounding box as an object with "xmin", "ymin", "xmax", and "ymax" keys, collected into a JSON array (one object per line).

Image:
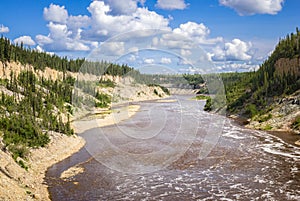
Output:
[{"xmin": 247, "ymin": 90, "xmax": 300, "ymax": 135}]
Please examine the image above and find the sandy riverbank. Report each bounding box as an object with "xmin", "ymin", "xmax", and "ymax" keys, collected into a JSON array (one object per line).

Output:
[
  {"xmin": 0, "ymin": 104, "xmax": 141, "ymax": 201},
  {"xmin": 72, "ymin": 104, "xmax": 140, "ymax": 134},
  {"xmin": 0, "ymin": 132, "xmax": 85, "ymax": 201}
]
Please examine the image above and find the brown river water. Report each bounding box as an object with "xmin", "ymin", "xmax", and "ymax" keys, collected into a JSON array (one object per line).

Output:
[{"xmin": 46, "ymin": 95, "xmax": 300, "ymax": 201}]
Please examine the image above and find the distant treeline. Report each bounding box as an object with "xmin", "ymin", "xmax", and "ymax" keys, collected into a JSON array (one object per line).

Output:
[
  {"xmin": 0, "ymin": 36, "xmax": 84, "ymax": 72},
  {"xmin": 0, "ymin": 36, "xmax": 138, "ymax": 75}
]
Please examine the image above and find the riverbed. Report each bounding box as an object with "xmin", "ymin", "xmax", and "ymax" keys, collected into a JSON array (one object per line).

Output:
[{"xmin": 46, "ymin": 95, "xmax": 300, "ymax": 200}]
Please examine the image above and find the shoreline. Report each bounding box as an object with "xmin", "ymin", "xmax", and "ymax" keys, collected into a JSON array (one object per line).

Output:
[
  {"xmin": 3, "ymin": 95, "xmax": 298, "ymax": 200},
  {"xmin": 72, "ymin": 104, "xmax": 141, "ymax": 134},
  {"xmin": 0, "ymin": 132, "xmax": 85, "ymax": 201},
  {"xmin": 229, "ymin": 115, "xmax": 300, "ymax": 147},
  {"xmin": 56, "ymin": 104, "xmax": 142, "ymax": 183},
  {"xmin": 0, "ymin": 103, "xmax": 141, "ymax": 201}
]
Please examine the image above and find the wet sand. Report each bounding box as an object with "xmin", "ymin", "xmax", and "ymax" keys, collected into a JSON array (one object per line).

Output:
[{"xmin": 72, "ymin": 104, "xmax": 140, "ymax": 134}]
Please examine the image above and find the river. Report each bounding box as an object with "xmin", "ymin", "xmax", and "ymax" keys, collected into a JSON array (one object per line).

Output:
[{"xmin": 46, "ymin": 95, "xmax": 300, "ymax": 200}]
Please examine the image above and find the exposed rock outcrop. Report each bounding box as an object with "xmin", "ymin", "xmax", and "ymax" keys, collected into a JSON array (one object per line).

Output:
[{"xmin": 246, "ymin": 90, "xmax": 300, "ymax": 135}]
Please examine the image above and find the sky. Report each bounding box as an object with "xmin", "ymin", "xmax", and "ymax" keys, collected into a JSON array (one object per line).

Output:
[{"xmin": 0, "ymin": 0, "xmax": 299, "ymax": 72}]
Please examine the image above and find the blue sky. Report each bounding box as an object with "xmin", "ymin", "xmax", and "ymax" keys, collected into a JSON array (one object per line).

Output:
[{"xmin": 0, "ymin": 0, "xmax": 299, "ymax": 72}]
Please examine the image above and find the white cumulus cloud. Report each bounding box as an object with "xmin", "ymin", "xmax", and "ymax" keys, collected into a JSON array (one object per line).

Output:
[
  {"xmin": 99, "ymin": 42, "xmax": 125, "ymax": 56},
  {"xmin": 84, "ymin": 1, "xmax": 170, "ymax": 39},
  {"xmin": 153, "ymin": 22, "xmax": 223, "ymax": 57},
  {"xmin": 39, "ymin": 4, "xmax": 93, "ymax": 52},
  {"xmin": 160, "ymin": 57, "xmax": 172, "ymax": 64},
  {"xmin": 14, "ymin": 36, "xmax": 36, "ymax": 46},
  {"xmin": 219, "ymin": 0, "xmax": 284, "ymax": 15},
  {"xmin": 47, "ymin": 22, "xmax": 71, "ymax": 40},
  {"xmin": 0, "ymin": 24, "xmax": 9, "ymax": 33},
  {"xmin": 216, "ymin": 61, "xmax": 259, "ymax": 72},
  {"xmin": 44, "ymin": 4, "xmax": 69, "ymax": 23},
  {"xmin": 103, "ymin": 0, "xmax": 145, "ymax": 15},
  {"xmin": 156, "ymin": 0, "xmax": 188, "ymax": 10},
  {"xmin": 37, "ymin": 22, "xmax": 89, "ymax": 51},
  {"xmin": 144, "ymin": 58, "xmax": 155, "ymax": 64},
  {"xmin": 36, "ymin": 34, "xmax": 53, "ymax": 45},
  {"xmin": 211, "ymin": 46, "xmax": 226, "ymax": 61},
  {"xmin": 212, "ymin": 39, "xmax": 252, "ymax": 61},
  {"xmin": 67, "ymin": 15, "xmax": 90, "ymax": 28},
  {"xmin": 225, "ymin": 39, "xmax": 252, "ymax": 60},
  {"xmin": 65, "ymin": 41, "xmax": 90, "ymax": 51},
  {"xmin": 173, "ymin": 22, "xmax": 223, "ymax": 45},
  {"xmin": 36, "ymin": 0, "xmax": 260, "ymax": 71}
]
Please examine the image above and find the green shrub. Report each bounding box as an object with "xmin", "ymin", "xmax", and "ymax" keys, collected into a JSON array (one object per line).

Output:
[
  {"xmin": 263, "ymin": 124, "xmax": 273, "ymax": 131},
  {"xmin": 158, "ymin": 85, "xmax": 170, "ymax": 95},
  {"xmin": 98, "ymin": 79, "xmax": 116, "ymax": 88},
  {"xmin": 245, "ymin": 104, "xmax": 258, "ymax": 118},
  {"xmin": 1, "ymin": 115, "xmax": 50, "ymax": 149},
  {"xmin": 194, "ymin": 95, "xmax": 210, "ymax": 100},
  {"xmin": 197, "ymin": 87, "xmax": 209, "ymax": 94},
  {"xmin": 257, "ymin": 113, "xmax": 272, "ymax": 123},
  {"xmin": 148, "ymin": 84, "xmax": 170, "ymax": 95},
  {"xmin": 204, "ymin": 97, "xmax": 212, "ymax": 111},
  {"xmin": 8, "ymin": 144, "xmax": 29, "ymax": 160},
  {"xmin": 17, "ymin": 159, "xmax": 28, "ymax": 171},
  {"xmin": 95, "ymin": 92, "xmax": 111, "ymax": 108}
]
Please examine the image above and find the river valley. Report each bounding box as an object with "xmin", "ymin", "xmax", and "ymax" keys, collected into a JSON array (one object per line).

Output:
[{"xmin": 46, "ymin": 96, "xmax": 300, "ymax": 201}]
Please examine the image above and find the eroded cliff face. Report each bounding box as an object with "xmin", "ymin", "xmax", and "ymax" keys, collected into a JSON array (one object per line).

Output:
[
  {"xmin": 97, "ymin": 74, "xmax": 169, "ymax": 103},
  {"xmin": 0, "ymin": 61, "xmax": 170, "ymax": 201},
  {"xmin": 246, "ymin": 90, "xmax": 300, "ymax": 135},
  {"xmin": 0, "ymin": 61, "xmax": 76, "ymax": 81}
]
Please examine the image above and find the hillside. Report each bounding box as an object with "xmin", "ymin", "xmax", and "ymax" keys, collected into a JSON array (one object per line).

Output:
[
  {"xmin": 182, "ymin": 29, "xmax": 300, "ymax": 134},
  {"xmin": 0, "ymin": 36, "xmax": 169, "ymax": 159},
  {"xmin": 222, "ymin": 29, "xmax": 300, "ymax": 134},
  {"xmin": 0, "ymin": 37, "xmax": 169, "ymax": 200}
]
